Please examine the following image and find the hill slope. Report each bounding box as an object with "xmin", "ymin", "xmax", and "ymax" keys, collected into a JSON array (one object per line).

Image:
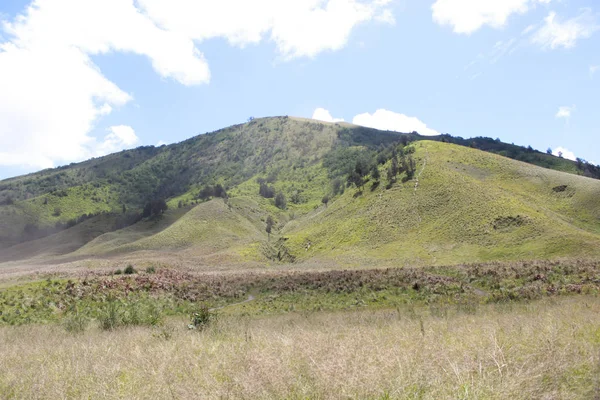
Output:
[
  {"xmin": 281, "ymin": 140, "xmax": 600, "ymax": 266},
  {"xmin": 1, "ymin": 117, "xmax": 599, "ymax": 268}
]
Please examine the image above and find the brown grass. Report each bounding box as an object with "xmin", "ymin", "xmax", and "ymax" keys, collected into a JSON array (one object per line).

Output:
[{"xmin": 1, "ymin": 296, "xmax": 599, "ymax": 399}]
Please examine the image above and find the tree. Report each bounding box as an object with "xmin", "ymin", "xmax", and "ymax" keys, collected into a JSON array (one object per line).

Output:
[
  {"xmin": 404, "ymin": 155, "xmax": 417, "ymax": 180},
  {"xmin": 122, "ymin": 204, "xmax": 127, "ymax": 213},
  {"xmin": 347, "ymin": 171, "xmax": 363, "ymax": 190},
  {"xmin": 547, "ymin": 148, "xmax": 553, "ymax": 155},
  {"xmin": 275, "ymin": 192, "xmax": 287, "ymax": 209},
  {"xmin": 198, "ymin": 185, "xmax": 214, "ymax": 200},
  {"xmin": 370, "ymin": 164, "xmax": 380, "ymax": 181},
  {"xmin": 322, "ymin": 195, "xmax": 329, "ymax": 208},
  {"xmin": 558, "ymin": 151, "xmax": 563, "ymax": 158},
  {"xmin": 386, "ymin": 165, "xmax": 396, "ymax": 185},
  {"xmin": 265, "ymin": 215, "xmax": 274, "ymax": 241},
  {"xmin": 151, "ymin": 199, "xmax": 168, "ymax": 215},
  {"xmin": 143, "ymin": 199, "xmax": 168, "ymax": 218},
  {"xmin": 213, "ymin": 184, "xmax": 227, "ymax": 199},
  {"xmin": 259, "ymin": 182, "xmax": 275, "ymax": 198},
  {"xmin": 332, "ymin": 178, "xmax": 343, "ymax": 196}
]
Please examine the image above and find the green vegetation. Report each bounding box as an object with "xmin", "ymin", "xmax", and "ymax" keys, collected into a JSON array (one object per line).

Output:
[
  {"xmin": 2, "ymin": 259, "xmax": 599, "ymax": 327},
  {"xmin": 2, "ymin": 116, "xmax": 596, "ymax": 255}
]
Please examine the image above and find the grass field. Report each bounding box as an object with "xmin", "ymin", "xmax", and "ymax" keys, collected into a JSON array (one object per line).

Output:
[{"xmin": 1, "ymin": 296, "xmax": 599, "ymax": 399}]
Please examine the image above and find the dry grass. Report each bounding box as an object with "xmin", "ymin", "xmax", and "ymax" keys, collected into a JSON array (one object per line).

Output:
[{"xmin": 1, "ymin": 296, "xmax": 599, "ymax": 399}]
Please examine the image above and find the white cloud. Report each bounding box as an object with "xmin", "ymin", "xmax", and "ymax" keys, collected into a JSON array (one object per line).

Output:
[
  {"xmin": 531, "ymin": 10, "xmax": 599, "ymax": 49},
  {"xmin": 0, "ymin": 0, "xmax": 393, "ymax": 170},
  {"xmin": 552, "ymin": 146, "xmax": 576, "ymax": 161},
  {"xmin": 431, "ymin": 0, "xmax": 550, "ymax": 34},
  {"xmin": 137, "ymin": 0, "xmax": 394, "ymax": 59},
  {"xmin": 590, "ymin": 65, "xmax": 599, "ymax": 76},
  {"xmin": 352, "ymin": 109, "xmax": 440, "ymax": 136},
  {"xmin": 156, "ymin": 140, "xmax": 167, "ymax": 146},
  {"xmin": 555, "ymin": 105, "xmax": 575, "ymax": 119},
  {"xmin": 95, "ymin": 125, "xmax": 139, "ymax": 156},
  {"xmin": 312, "ymin": 108, "xmax": 345, "ymax": 123}
]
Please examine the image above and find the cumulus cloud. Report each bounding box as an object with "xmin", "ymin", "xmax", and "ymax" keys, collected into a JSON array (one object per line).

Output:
[
  {"xmin": 531, "ymin": 10, "xmax": 599, "ymax": 49},
  {"xmin": 0, "ymin": 0, "xmax": 393, "ymax": 170},
  {"xmin": 552, "ymin": 146, "xmax": 576, "ymax": 161},
  {"xmin": 352, "ymin": 109, "xmax": 440, "ymax": 136},
  {"xmin": 312, "ymin": 108, "xmax": 345, "ymax": 123},
  {"xmin": 137, "ymin": 0, "xmax": 394, "ymax": 59},
  {"xmin": 95, "ymin": 126, "xmax": 140, "ymax": 156},
  {"xmin": 555, "ymin": 105, "xmax": 575, "ymax": 119},
  {"xmin": 431, "ymin": 0, "xmax": 550, "ymax": 34}
]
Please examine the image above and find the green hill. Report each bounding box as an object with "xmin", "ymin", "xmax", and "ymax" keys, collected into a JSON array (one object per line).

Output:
[{"xmin": 1, "ymin": 117, "xmax": 599, "ymax": 268}]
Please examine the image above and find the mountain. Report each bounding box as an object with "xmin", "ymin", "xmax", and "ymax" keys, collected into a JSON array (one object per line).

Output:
[{"xmin": 1, "ymin": 116, "xmax": 599, "ymax": 267}]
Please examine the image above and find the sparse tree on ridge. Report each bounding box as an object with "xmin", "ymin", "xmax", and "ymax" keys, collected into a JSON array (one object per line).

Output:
[{"xmin": 266, "ymin": 215, "xmax": 274, "ymax": 241}]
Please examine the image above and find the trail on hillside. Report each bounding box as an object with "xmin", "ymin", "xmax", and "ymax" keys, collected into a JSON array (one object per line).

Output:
[
  {"xmin": 414, "ymin": 148, "xmax": 429, "ymax": 192},
  {"xmin": 413, "ymin": 148, "xmax": 429, "ymax": 225},
  {"xmin": 209, "ymin": 294, "xmax": 255, "ymax": 311}
]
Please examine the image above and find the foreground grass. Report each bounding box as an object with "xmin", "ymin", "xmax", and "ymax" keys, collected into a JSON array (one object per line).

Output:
[{"xmin": 1, "ymin": 296, "xmax": 599, "ymax": 399}]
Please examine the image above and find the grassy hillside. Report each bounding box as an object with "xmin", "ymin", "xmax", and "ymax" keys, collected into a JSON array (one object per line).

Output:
[
  {"xmin": 1, "ymin": 117, "xmax": 599, "ymax": 267},
  {"xmin": 281, "ymin": 141, "xmax": 600, "ymax": 266}
]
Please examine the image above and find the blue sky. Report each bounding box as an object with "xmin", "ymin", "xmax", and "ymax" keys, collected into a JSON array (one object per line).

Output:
[{"xmin": 0, "ymin": 0, "xmax": 598, "ymax": 179}]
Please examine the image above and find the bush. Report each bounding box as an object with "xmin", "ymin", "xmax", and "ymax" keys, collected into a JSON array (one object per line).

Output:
[
  {"xmin": 188, "ymin": 305, "xmax": 217, "ymax": 331},
  {"xmin": 63, "ymin": 306, "xmax": 89, "ymax": 333},
  {"xmin": 275, "ymin": 192, "xmax": 287, "ymax": 209},
  {"xmin": 146, "ymin": 266, "xmax": 156, "ymax": 274},
  {"xmin": 99, "ymin": 298, "xmax": 164, "ymax": 331},
  {"xmin": 115, "ymin": 269, "xmax": 123, "ymax": 275},
  {"xmin": 124, "ymin": 265, "xmax": 136, "ymax": 275}
]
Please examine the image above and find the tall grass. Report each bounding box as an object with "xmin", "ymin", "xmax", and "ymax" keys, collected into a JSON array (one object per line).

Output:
[{"xmin": 1, "ymin": 296, "xmax": 598, "ymax": 399}]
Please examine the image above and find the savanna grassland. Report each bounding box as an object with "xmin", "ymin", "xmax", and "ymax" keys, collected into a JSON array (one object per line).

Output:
[
  {"xmin": 2, "ymin": 117, "xmax": 600, "ymax": 398},
  {"xmin": 1, "ymin": 295, "xmax": 599, "ymax": 399}
]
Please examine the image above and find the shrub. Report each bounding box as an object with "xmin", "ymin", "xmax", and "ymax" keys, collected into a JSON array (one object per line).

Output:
[
  {"xmin": 63, "ymin": 307, "xmax": 89, "ymax": 333},
  {"xmin": 99, "ymin": 298, "xmax": 164, "ymax": 330},
  {"xmin": 124, "ymin": 265, "xmax": 136, "ymax": 275},
  {"xmin": 99, "ymin": 300, "xmax": 122, "ymax": 331},
  {"xmin": 115, "ymin": 269, "xmax": 123, "ymax": 275},
  {"xmin": 146, "ymin": 266, "xmax": 156, "ymax": 274},
  {"xmin": 188, "ymin": 305, "xmax": 216, "ymax": 331},
  {"xmin": 275, "ymin": 192, "xmax": 287, "ymax": 209}
]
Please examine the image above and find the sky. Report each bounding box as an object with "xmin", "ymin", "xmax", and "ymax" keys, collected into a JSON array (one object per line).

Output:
[{"xmin": 0, "ymin": 0, "xmax": 598, "ymax": 179}]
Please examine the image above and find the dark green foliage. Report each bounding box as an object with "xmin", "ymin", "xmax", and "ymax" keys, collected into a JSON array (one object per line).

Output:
[
  {"xmin": 322, "ymin": 195, "xmax": 329, "ymax": 208},
  {"xmin": 115, "ymin": 269, "xmax": 123, "ymax": 275},
  {"xmin": 124, "ymin": 265, "xmax": 136, "ymax": 275},
  {"xmin": 198, "ymin": 185, "xmax": 214, "ymax": 200},
  {"xmin": 275, "ymin": 192, "xmax": 287, "ymax": 210},
  {"xmin": 370, "ymin": 165, "xmax": 380, "ymax": 181},
  {"xmin": 331, "ymin": 178, "xmax": 343, "ymax": 196},
  {"xmin": 259, "ymin": 182, "xmax": 275, "ymax": 198},
  {"xmin": 404, "ymin": 155, "xmax": 417, "ymax": 180},
  {"xmin": 146, "ymin": 266, "xmax": 156, "ymax": 274},
  {"xmin": 53, "ymin": 207, "xmax": 61, "ymax": 217},
  {"xmin": 266, "ymin": 215, "xmax": 274, "ymax": 241},
  {"xmin": 142, "ymin": 199, "xmax": 168, "ymax": 218},
  {"xmin": 323, "ymin": 147, "xmax": 375, "ymax": 179}
]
